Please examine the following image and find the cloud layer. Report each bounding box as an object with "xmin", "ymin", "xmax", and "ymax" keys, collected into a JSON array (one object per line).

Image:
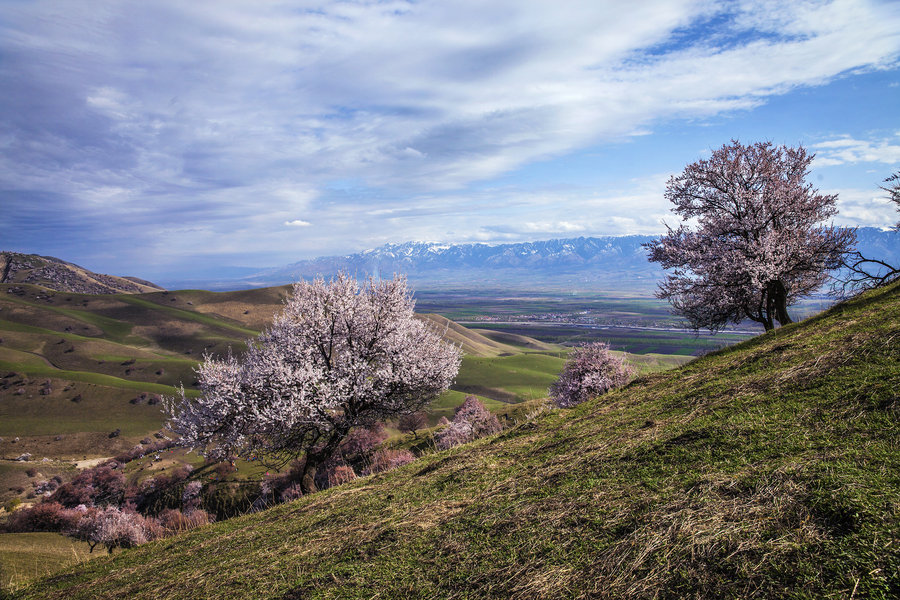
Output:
[{"xmin": 1, "ymin": 0, "xmax": 899, "ymax": 276}]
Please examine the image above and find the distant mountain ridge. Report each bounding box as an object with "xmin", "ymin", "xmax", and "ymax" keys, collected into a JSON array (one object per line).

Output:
[
  {"xmin": 0, "ymin": 252, "xmax": 163, "ymax": 294},
  {"xmin": 246, "ymin": 235, "xmax": 663, "ymax": 291},
  {"xmin": 236, "ymin": 228, "xmax": 899, "ymax": 292}
]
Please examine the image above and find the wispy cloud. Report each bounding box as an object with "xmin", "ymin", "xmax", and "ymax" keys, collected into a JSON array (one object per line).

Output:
[
  {"xmin": 812, "ymin": 134, "xmax": 900, "ymax": 166},
  {"xmin": 1, "ymin": 0, "xmax": 899, "ymax": 276}
]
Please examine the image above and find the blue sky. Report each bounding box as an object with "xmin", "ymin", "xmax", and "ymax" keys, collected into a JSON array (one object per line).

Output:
[{"xmin": 2, "ymin": 0, "xmax": 899, "ymax": 281}]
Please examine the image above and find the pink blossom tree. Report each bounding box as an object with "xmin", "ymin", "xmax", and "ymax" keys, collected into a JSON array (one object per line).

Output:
[
  {"xmin": 398, "ymin": 411, "xmax": 428, "ymax": 439},
  {"xmin": 885, "ymin": 172, "xmax": 900, "ymax": 231},
  {"xmin": 549, "ymin": 342, "xmax": 632, "ymax": 408},
  {"xmin": 645, "ymin": 140, "xmax": 855, "ymax": 331},
  {"xmin": 167, "ymin": 274, "xmax": 461, "ymax": 494},
  {"xmin": 74, "ymin": 506, "xmax": 153, "ymax": 553},
  {"xmin": 434, "ymin": 396, "xmax": 501, "ymax": 450}
]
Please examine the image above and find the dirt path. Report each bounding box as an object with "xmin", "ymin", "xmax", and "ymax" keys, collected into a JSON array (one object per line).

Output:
[{"xmin": 73, "ymin": 457, "xmax": 112, "ymax": 469}]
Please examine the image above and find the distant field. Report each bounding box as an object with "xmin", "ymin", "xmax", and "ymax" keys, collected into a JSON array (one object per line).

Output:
[
  {"xmin": 414, "ymin": 289, "xmax": 679, "ymax": 327},
  {"xmin": 413, "ymin": 289, "xmax": 839, "ymax": 356},
  {"xmin": 465, "ymin": 322, "xmax": 754, "ymax": 355}
]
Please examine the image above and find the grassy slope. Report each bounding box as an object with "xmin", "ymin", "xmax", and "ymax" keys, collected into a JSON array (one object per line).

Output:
[
  {"xmin": 18, "ymin": 281, "xmax": 900, "ymax": 599},
  {"xmin": 0, "ymin": 283, "xmax": 583, "ymax": 490},
  {"xmin": 0, "ymin": 533, "xmax": 97, "ymax": 591}
]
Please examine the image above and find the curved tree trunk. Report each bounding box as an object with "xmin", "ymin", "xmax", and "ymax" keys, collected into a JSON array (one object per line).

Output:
[
  {"xmin": 298, "ymin": 426, "xmax": 350, "ymax": 495},
  {"xmin": 299, "ymin": 462, "xmax": 319, "ymax": 495},
  {"xmin": 770, "ymin": 280, "xmax": 792, "ymax": 327}
]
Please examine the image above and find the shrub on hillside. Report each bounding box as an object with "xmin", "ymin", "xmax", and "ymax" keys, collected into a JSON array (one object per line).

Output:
[
  {"xmin": 363, "ymin": 449, "xmax": 416, "ymax": 475},
  {"xmin": 134, "ymin": 466, "xmax": 195, "ymax": 516},
  {"xmin": 181, "ymin": 480, "xmax": 203, "ymax": 512},
  {"xmin": 434, "ymin": 396, "xmax": 502, "ymax": 450},
  {"xmin": 434, "ymin": 420, "xmax": 474, "ymax": 451},
  {"xmin": 74, "ymin": 506, "xmax": 157, "ymax": 553},
  {"xmin": 48, "ymin": 465, "xmax": 125, "ymax": 508},
  {"xmin": 454, "ymin": 396, "xmax": 502, "ymax": 438},
  {"xmin": 6, "ymin": 502, "xmax": 83, "ymax": 533},
  {"xmin": 327, "ymin": 465, "xmax": 357, "ymax": 488},
  {"xmin": 549, "ymin": 342, "xmax": 633, "ymax": 408},
  {"xmin": 157, "ymin": 508, "xmax": 211, "ymax": 534},
  {"xmin": 398, "ymin": 412, "xmax": 428, "ymax": 439}
]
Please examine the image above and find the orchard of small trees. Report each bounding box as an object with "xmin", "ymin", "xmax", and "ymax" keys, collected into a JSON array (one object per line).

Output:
[
  {"xmin": 646, "ymin": 140, "xmax": 855, "ymax": 332},
  {"xmin": 166, "ymin": 273, "xmax": 461, "ymax": 494}
]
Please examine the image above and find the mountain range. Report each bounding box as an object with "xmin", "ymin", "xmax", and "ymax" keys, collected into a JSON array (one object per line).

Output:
[
  {"xmin": 184, "ymin": 227, "xmax": 900, "ymax": 292},
  {"xmin": 211, "ymin": 235, "xmax": 666, "ymax": 292}
]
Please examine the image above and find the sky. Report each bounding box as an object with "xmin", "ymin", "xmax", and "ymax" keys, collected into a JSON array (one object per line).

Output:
[{"xmin": 2, "ymin": 0, "xmax": 900, "ymax": 282}]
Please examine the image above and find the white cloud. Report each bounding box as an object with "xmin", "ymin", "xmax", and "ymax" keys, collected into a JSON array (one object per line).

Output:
[
  {"xmin": 830, "ymin": 187, "xmax": 898, "ymax": 227},
  {"xmin": 2, "ymin": 0, "xmax": 899, "ymax": 274},
  {"xmin": 812, "ymin": 134, "xmax": 900, "ymax": 166}
]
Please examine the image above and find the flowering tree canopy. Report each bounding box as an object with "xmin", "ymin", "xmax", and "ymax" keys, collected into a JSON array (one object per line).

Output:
[
  {"xmin": 167, "ymin": 273, "xmax": 461, "ymax": 493},
  {"xmin": 434, "ymin": 395, "xmax": 503, "ymax": 450},
  {"xmin": 645, "ymin": 140, "xmax": 855, "ymax": 331},
  {"xmin": 549, "ymin": 342, "xmax": 632, "ymax": 408}
]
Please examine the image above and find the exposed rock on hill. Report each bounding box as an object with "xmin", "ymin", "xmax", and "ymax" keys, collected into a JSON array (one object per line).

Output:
[{"xmin": 0, "ymin": 252, "xmax": 163, "ymax": 294}]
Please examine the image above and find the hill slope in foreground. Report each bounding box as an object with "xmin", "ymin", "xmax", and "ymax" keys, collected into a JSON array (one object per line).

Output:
[{"xmin": 16, "ymin": 282, "xmax": 900, "ymax": 599}]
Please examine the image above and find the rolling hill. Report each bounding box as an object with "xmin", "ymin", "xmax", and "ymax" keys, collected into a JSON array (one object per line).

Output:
[
  {"xmin": 0, "ymin": 281, "xmax": 586, "ymax": 511},
  {"xmin": 14, "ymin": 279, "xmax": 899, "ymax": 599},
  {"xmin": 0, "ymin": 253, "xmax": 163, "ymax": 295}
]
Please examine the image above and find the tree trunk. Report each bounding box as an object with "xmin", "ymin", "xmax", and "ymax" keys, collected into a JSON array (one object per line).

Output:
[
  {"xmin": 770, "ymin": 280, "xmax": 793, "ymax": 326},
  {"xmin": 298, "ymin": 428, "xmax": 348, "ymax": 495},
  {"xmin": 299, "ymin": 462, "xmax": 318, "ymax": 495},
  {"xmin": 763, "ymin": 289, "xmax": 775, "ymax": 331}
]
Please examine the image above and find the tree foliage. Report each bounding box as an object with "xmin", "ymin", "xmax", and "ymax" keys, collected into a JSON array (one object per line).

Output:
[
  {"xmin": 884, "ymin": 171, "xmax": 900, "ymax": 232},
  {"xmin": 167, "ymin": 273, "xmax": 461, "ymax": 493},
  {"xmin": 645, "ymin": 140, "xmax": 855, "ymax": 331},
  {"xmin": 549, "ymin": 342, "xmax": 632, "ymax": 408},
  {"xmin": 74, "ymin": 506, "xmax": 154, "ymax": 554}
]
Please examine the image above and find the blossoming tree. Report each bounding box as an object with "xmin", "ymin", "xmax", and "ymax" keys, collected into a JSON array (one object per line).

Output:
[
  {"xmin": 645, "ymin": 140, "xmax": 855, "ymax": 331},
  {"xmin": 549, "ymin": 342, "xmax": 632, "ymax": 408},
  {"xmin": 167, "ymin": 273, "xmax": 461, "ymax": 493}
]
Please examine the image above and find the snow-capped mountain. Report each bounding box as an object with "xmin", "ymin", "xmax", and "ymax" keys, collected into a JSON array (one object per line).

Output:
[
  {"xmin": 246, "ymin": 235, "xmax": 663, "ymax": 291},
  {"xmin": 173, "ymin": 228, "xmax": 898, "ymax": 292}
]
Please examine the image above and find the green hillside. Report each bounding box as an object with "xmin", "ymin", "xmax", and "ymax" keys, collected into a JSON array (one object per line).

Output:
[
  {"xmin": 0, "ymin": 283, "xmax": 583, "ymax": 510},
  {"xmin": 15, "ymin": 281, "xmax": 899, "ymax": 599}
]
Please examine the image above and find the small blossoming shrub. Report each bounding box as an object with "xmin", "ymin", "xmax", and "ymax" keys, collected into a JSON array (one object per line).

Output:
[
  {"xmin": 327, "ymin": 465, "xmax": 357, "ymax": 487},
  {"xmin": 363, "ymin": 449, "xmax": 415, "ymax": 475},
  {"xmin": 434, "ymin": 396, "xmax": 501, "ymax": 450},
  {"xmin": 549, "ymin": 342, "xmax": 632, "ymax": 408}
]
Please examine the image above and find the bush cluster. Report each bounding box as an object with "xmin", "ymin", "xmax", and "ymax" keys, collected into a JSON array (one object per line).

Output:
[
  {"xmin": 114, "ymin": 439, "xmax": 176, "ymax": 464},
  {"xmin": 4, "ymin": 397, "xmax": 509, "ymax": 554},
  {"xmin": 435, "ymin": 396, "xmax": 502, "ymax": 450},
  {"xmin": 549, "ymin": 342, "xmax": 632, "ymax": 408}
]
